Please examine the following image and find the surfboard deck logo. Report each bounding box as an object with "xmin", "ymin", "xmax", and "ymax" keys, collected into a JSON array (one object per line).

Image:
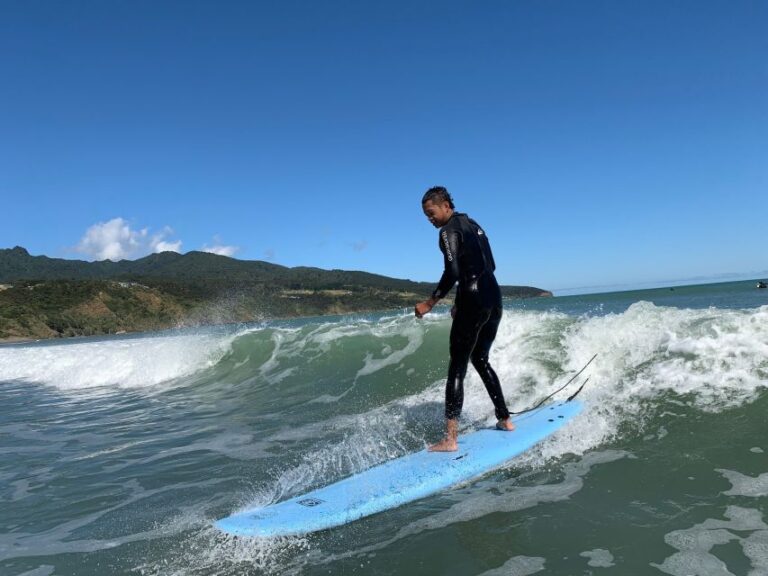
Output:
[{"xmin": 297, "ymin": 498, "xmax": 325, "ymax": 507}]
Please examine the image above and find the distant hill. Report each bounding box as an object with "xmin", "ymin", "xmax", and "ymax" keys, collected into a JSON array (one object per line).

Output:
[
  {"xmin": 0, "ymin": 247, "xmax": 552, "ymax": 341},
  {"xmin": 0, "ymin": 246, "xmax": 408, "ymax": 287}
]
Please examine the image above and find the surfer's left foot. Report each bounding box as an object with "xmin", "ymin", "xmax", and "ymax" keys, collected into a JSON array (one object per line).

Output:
[
  {"xmin": 430, "ymin": 418, "xmax": 459, "ymax": 451},
  {"xmin": 429, "ymin": 437, "xmax": 459, "ymax": 452},
  {"xmin": 496, "ymin": 418, "xmax": 515, "ymax": 431}
]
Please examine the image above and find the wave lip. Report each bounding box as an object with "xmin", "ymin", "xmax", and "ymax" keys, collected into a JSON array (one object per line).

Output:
[{"xmin": 0, "ymin": 332, "xmax": 238, "ymax": 391}]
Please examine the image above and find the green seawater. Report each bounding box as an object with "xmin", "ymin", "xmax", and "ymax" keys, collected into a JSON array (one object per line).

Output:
[{"xmin": 1, "ymin": 280, "xmax": 767, "ymax": 575}]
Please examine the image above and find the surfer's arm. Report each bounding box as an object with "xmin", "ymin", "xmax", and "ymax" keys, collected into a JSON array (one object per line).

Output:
[
  {"xmin": 416, "ymin": 228, "xmax": 461, "ymax": 318},
  {"xmin": 432, "ymin": 228, "xmax": 461, "ymax": 300}
]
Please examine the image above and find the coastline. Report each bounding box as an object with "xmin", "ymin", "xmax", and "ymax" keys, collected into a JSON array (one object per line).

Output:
[
  {"xmin": 0, "ymin": 303, "xmax": 426, "ymax": 346},
  {"xmin": 0, "ymin": 336, "xmax": 39, "ymax": 345},
  {"xmin": 0, "ymin": 296, "xmax": 468, "ymax": 346},
  {"xmin": 0, "ymin": 248, "xmax": 552, "ymax": 344}
]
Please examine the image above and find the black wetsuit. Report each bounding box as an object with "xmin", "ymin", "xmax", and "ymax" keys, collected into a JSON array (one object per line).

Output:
[{"xmin": 432, "ymin": 212, "xmax": 510, "ymax": 421}]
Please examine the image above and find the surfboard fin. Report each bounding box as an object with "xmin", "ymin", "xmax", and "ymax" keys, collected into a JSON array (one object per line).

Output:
[{"xmin": 566, "ymin": 377, "xmax": 590, "ymax": 402}]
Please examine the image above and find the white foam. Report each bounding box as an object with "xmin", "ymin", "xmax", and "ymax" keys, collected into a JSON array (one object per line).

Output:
[
  {"xmin": 485, "ymin": 302, "xmax": 768, "ymax": 459},
  {"xmin": 651, "ymin": 506, "xmax": 768, "ymax": 576},
  {"xmin": 0, "ymin": 331, "xmax": 239, "ymax": 391},
  {"xmin": 133, "ymin": 520, "xmax": 310, "ymax": 576},
  {"xmin": 718, "ymin": 469, "xmax": 768, "ymax": 497},
  {"xmin": 241, "ymin": 406, "xmax": 421, "ymax": 509},
  {"xmin": 16, "ymin": 567, "xmax": 55, "ymax": 576},
  {"xmin": 258, "ymin": 314, "xmax": 436, "ymax": 403},
  {"xmin": 356, "ymin": 321, "xmax": 425, "ymax": 378},
  {"xmin": 254, "ymin": 315, "xmax": 423, "ymax": 381},
  {"xmin": 477, "ymin": 556, "xmax": 546, "ymax": 576},
  {"xmin": 742, "ymin": 529, "xmax": 768, "ymax": 576},
  {"xmin": 580, "ymin": 548, "xmax": 615, "ymax": 568},
  {"xmin": 344, "ymin": 301, "xmax": 768, "ymax": 473},
  {"xmin": 563, "ymin": 302, "xmax": 768, "ymax": 409}
]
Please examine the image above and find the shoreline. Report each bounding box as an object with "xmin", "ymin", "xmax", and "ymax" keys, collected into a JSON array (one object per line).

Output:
[
  {"xmin": 0, "ymin": 336, "xmax": 40, "ymax": 345},
  {"xmin": 0, "ymin": 305, "xmax": 415, "ymax": 346},
  {"xmin": 0, "ymin": 293, "xmax": 567, "ymax": 346}
]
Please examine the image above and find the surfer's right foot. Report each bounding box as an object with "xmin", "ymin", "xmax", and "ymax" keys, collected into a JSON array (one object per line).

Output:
[{"xmin": 496, "ymin": 418, "xmax": 515, "ymax": 431}]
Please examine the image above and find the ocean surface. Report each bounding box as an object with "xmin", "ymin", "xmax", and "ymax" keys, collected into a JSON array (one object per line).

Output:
[{"xmin": 1, "ymin": 280, "xmax": 767, "ymax": 576}]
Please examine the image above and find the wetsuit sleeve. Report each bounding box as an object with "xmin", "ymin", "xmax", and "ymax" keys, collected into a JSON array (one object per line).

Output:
[{"xmin": 431, "ymin": 228, "xmax": 461, "ymax": 300}]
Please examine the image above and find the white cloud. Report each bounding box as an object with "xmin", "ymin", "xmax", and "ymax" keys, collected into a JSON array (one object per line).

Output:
[
  {"xmin": 153, "ymin": 239, "xmax": 183, "ymax": 253},
  {"xmin": 150, "ymin": 227, "xmax": 183, "ymax": 253},
  {"xmin": 202, "ymin": 236, "xmax": 239, "ymax": 257},
  {"xmin": 76, "ymin": 218, "xmax": 182, "ymax": 261},
  {"xmin": 203, "ymin": 245, "xmax": 238, "ymax": 257}
]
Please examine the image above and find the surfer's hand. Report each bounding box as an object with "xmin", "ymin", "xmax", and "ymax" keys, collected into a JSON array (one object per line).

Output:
[
  {"xmin": 415, "ymin": 299, "xmax": 435, "ymax": 318},
  {"xmin": 415, "ymin": 301, "xmax": 431, "ymax": 318}
]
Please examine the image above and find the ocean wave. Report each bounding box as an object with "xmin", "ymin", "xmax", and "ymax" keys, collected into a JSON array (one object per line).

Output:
[
  {"xmin": 4, "ymin": 299, "xmax": 768, "ymax": 575},
  {"xmin": 1, "ymin": 303, "xmax": 765, "ymax": 417}
]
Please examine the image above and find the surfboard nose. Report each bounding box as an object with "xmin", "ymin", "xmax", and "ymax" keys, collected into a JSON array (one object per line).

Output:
[
  {"xmin": 214, "ymin": 517, "xmax": 248, "ymax": 536},
  {"xmin": 214, "ymin": 515, "xmax": 268, "ymax": 537}
]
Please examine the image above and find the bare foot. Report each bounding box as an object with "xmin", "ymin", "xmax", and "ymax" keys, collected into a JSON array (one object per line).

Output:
[
  {"xmin": 428, "ymin": 437, "xmax": 459, "ymax": 452},
  {"xmin": 496, "ymin": 418, "xmax": 516, "ymax": 431}
]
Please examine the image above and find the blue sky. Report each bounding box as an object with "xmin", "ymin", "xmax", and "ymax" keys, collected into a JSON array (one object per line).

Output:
[{"xmin": 1, "ymin": 1, "xmax": 766, "ymax": 294}]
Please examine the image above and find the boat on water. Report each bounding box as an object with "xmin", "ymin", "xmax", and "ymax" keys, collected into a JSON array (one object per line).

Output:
[{"xmin": 758, "ymin": 281, "xmax": 767, "ymax": 289}]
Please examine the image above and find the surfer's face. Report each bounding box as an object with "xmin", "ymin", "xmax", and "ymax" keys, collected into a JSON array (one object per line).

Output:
[{"xmin": 422, "ymin": 200, "xmax": 453, "ymax": 228}]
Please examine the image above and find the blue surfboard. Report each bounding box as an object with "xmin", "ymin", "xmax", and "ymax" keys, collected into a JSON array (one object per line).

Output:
[{"xmin": 215, "ymin": 400, "xmax": 582, "ymax": 537}]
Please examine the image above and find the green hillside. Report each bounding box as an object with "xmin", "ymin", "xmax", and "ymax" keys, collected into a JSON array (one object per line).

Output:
[{"xmin": 0, "ymin": 247, "xmax": 552, "ymax": 341}]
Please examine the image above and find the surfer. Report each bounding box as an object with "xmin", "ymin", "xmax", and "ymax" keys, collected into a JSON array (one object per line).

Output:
[{"xmin": 415, "ymin": 186, "xmax": 514, "ymax": 452}]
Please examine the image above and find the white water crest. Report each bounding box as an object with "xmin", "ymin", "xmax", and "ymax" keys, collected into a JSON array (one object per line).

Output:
[
  {"xmin": 0, "ymin": 331, "xmax": 239, "ymax": 390},
  {"xmin": 564, "ymin": 302, "xmax": 768, "ymax": 410}
]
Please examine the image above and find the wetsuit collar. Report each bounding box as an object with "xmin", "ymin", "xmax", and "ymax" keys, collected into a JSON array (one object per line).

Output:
[{"xmin": 441, "ymin": 212, "xmax": 458, "ymax": 228}]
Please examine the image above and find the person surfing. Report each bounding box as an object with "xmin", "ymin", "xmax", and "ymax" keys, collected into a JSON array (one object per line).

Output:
[{"xmin": 415, "ymin": 186, "xmax": 514, "ymax": 452}]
